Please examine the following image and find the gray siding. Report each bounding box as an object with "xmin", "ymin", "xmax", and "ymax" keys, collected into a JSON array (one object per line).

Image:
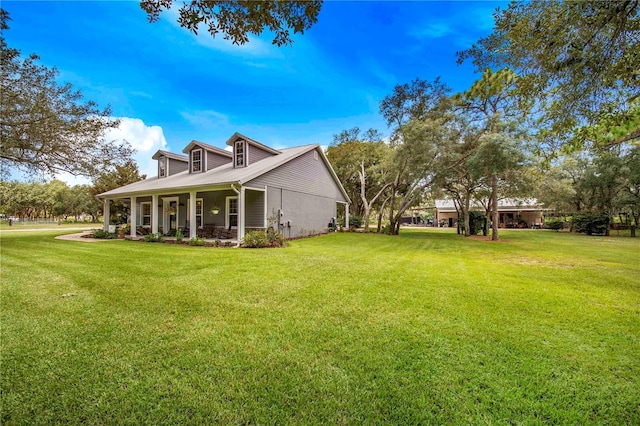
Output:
[
  {"xmin": 266, "ymin": 187, "xmax": 282, "ymax": 219},
  {"xmin": 207, "ymin": 151, "xmax": 231, "ymax": 170},
  {"xmin": 247, "ymin": 149, "xmax": 346, "ymax": 202},
  {"xmin": 197, "ymin": 190, "xmax": 234, "ymax": 227},
  {"xmin": 248, "ymin": 144, "xmax": 275, "ymax": 165},
  {"xmin": 265, "ymin": 189, "xmax": 336, "ymax": 238},
  {"xmin": 168, "ymin": 158, "xmax": 188, "ymax": 176},
  {"xmin": 244, "ymin": 190, "xmax": 265, "ymax": 228}
]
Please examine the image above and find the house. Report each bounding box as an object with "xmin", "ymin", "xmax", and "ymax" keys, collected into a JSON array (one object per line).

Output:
[
  {"xmin": 434, "ymin": 198, "xmax": 546, "ymax": 228},
  {"xmin": 97, "ymin": 133, "xmax": 351, "ymax": 240}
]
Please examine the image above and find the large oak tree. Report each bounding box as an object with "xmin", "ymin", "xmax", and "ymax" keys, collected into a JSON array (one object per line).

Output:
[
  {"xmin": 457, "ymin": 0, "xmax": 640, "ymax": 150},
  {"xmin": 140, "ymin": 0, "xmax": 322, "ymax": 46},
  {"xmin": 0, "ymin": 9, "xmax": 133, "ymax": 179}
]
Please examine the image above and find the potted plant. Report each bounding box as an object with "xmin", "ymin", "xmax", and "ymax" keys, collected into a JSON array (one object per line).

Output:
[
  {"xmin": 165, "ymin": 205, "xmax": 176, "ymax": 214},
  {"xmin": 209, "ymin": 205, "xmax": 220, "ymax": 216}
]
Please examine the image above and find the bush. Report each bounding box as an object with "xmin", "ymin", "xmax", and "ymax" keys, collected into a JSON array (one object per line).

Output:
[
  {"xmin": 267, "ymin": 227, "xmax": 286, "ymax": 247},
  {"xmin": 175, "ymin": 229, "xmax": 184, "ymax": 243},
  {"xmin": 349, "ymin": 215, "xmax": 363, "ymax": 228},
  {"xmin": 545, "ymin": 218, "xmax": 565, "ymax": 231},
  {"xmin": 243, "ymin": 230, "xmax": 269, "ymax": 248},
  {"xmin": 89, "ymin": 229, "xmax": 117, "ymax": 239},
  {"xmin": 243, "ymin": 229, "xmax": 286, "ymax": 248},
  {"xmin": 468, "ymin": 211, "xmax": 486, "ymax": 235},
  {"xmin": 188, "ymin": 236, "xmax": 205, "ymax": 246},
  {"xmin": 143, "ymin": 233, "xmax": 165, "ymax": 243},
  {"xmin": 572, "ymin": 213, "xmax": 610, "ymax": 235}
]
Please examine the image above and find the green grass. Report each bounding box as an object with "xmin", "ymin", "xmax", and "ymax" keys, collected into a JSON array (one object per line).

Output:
[{"xmin": 2, "ymin": 229, "xmax": 639, "ymax": 424}]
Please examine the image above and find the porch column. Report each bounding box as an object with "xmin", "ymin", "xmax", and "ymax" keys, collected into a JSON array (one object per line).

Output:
[
  {"xmin": 130, "ymin": 196, "xmax": 137, "ymax": 238},
  {"xmin": 345, "ymin": 202, "xmax": 349, "ymax": 230},
  {"xmin": 189, "ymin": 190, "xmax": 197, "ymax": 239},
  {"xmin": 151, "ymin": 194, "xmax": 158, "ymax": 234},
  {"xmin": 103, "ymin": 199, "xmax": 110, "ymax": 232},
  {"xmin": 238, "ymin": 186, "xmax": 246, "ymax": 241}
]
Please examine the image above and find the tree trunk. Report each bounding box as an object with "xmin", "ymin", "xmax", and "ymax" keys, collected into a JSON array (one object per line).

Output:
[
  {"xmin": 463, "ymin": 193, "xmax": 471, "ymax": 237},
  {"xmin": 387, "ymin": 178, "xmax": 398, "ymax": 235},
  {"xmin": 377, "ymin": 197, "xmax": 389, "ymax": 233},
  {"xmin": 491, "ymin": 173, "xmax": 499, "ymax": 241},
  {"xmin": 363, "ymin": 207, "xmax": 371, "ymax": 232}
]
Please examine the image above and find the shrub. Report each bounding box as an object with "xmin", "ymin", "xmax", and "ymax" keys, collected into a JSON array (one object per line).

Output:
[
  {"xmin": 175, "ymin": 229, "xmax": 184, "ymax": 243},
  {"xmin": 188, "ymin": 236, "xmax": 205, "ymax": 246},
  {"xmin": 545, "ymin": 218, "xmax": 565, "ymax": 231},
  {"xmin": 572, "ymin": 213, "xmax": 610, "ymax": 235},
  {"xmin": 143, "ymin": 233, "xmax": 165, "ymax": 243},
  {"xmin": 89, "ymin": 229, "xmax": 117, "ymax": 239},
  {"xmin": 243, "ymin": 230, "xmax": 269, "ymax": 248},
  {"xmin": 349, "ymin": 215, "xmax": 363, "ymax": 228},
  {"xmin": 120, "ymin": 223, "xmax": 131, "ymax": 235},
  {"xmin": 468, "ymin": 211, "xmax": 486, "ymax": 235},
  {"xmin": 267, "ymin": 227, "xmax": 286, "ymax": 247}
]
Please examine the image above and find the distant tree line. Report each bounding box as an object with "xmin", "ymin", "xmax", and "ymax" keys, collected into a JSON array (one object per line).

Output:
[{"xmin": 0, "ymin": 160, "xmax": 145, "ymax": 222}]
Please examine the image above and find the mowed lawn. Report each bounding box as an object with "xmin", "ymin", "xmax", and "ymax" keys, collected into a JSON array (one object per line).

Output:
[{"xmin": 1, "ymin": 229, "xmax": 639, "ymax": 424}]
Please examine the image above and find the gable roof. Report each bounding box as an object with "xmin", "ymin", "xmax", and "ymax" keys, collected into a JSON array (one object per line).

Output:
[
  {"xmin": 225, "ymin": 132, "xmax": 281, "ymax": 155},
  {"xmin": 151, "ymin": 150, "xmax": 188, "ymax": 162},
  {"xmin": 98, "ymin": 144, "xmax": 350, "ymax": 202},
  {"xmin": 182, "ymin": 140, "xmax": 233, "ymax": 158}
]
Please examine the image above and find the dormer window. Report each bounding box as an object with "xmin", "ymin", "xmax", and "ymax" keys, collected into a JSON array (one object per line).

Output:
[
  {"xmin": 191, "ymin": 149, "xmax": 202, "ymax": 173},
  {"xmin": 235, "ymin": 141, "xmax": 246, "ymax": 167},
  {"xmin": 158, "ymin": 156, "xmax": 166, "ymax": 178}
]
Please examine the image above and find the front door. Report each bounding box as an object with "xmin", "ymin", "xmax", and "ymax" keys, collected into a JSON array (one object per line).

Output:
[{"xmin": 162, "ymin": 197, "xmax": 179, "ymax": 234}]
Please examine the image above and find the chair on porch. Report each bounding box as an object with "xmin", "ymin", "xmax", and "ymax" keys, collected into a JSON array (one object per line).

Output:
[{"xmin": 180, "ymin": 220, "xmax": 190, "ymax": 236}]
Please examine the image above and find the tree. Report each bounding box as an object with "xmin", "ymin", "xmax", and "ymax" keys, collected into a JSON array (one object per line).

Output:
[
  {"xmin": 432, "ymin": 125, "xmax": 485, "ymax": 237},
  {"xmin": 384, "ymin": 113, "xmax": 462, "ymax": 235},
  {"xmin": 140, "ymin": 0, "xmax": 322, "ymax": 47},
  {"xmin": 617, "ymin": 145, "xmax": 640, "ymax": 229},
  {"xmin": 325, "ymin": 128, "xmax": 391, "ymax": 231},
  {"xmin": 0, "ymin": 9, "xmax": 133, "ymax": 179},
  {"xmin": 379, "ymin": 78, "xmax": 455, "ymax": 235},
  {"xmin": 455, "ymin": 68, "xmax": 527, "ymax": 240},
  {"xmin": 91, "ymin": 160, "xmax": 146, "ymax": 223},
  {"xmin": 458, "ymin": 1, "xmax": 640, "ymax": 150}
]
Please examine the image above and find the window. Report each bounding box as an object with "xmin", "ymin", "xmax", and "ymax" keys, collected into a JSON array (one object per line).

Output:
[
  {"xmin": 158, "ymin": 156, "xmax": 166, "ymax": 177},
  {"xmin": 313, "ymin": 150, "xmax": 318, "ymax": 161},
  {"xmin": 141, "ymin": 202, "xmax": 151, "ymax": 227},
  {"xmin": 187, "ymin": 198, "xmax": 204, "ymax": 228},
  {"xmin": 226, "ymin": 196, "xmax": 238, "ymax": 228},
  {"xmin": 191, "ymin": 149, "xmax": 202, "ymax": 173},
  {"xmin": 235, "ymin": 141, "xmax": 245, "ymax": 167}
]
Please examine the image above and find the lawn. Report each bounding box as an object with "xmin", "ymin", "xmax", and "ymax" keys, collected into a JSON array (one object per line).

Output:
[{"xmin": 1, "ymin": 229, "xmax": 639, "ymax": 424}]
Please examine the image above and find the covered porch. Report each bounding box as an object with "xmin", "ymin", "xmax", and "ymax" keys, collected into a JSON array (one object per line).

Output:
[{"xmin": 102, "ymin": 184, "xmax": 267, "ymax": 241}]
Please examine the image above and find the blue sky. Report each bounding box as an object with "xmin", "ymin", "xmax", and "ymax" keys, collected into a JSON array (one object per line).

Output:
[{"xmin": 3, "ymin": 0, "xmax": 505, "ymax": 182}]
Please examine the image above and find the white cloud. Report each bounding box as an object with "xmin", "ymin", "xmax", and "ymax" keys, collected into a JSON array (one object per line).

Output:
[{"xmin": 56, "ymin": 117, "xmax": 167, "ymax": 185}]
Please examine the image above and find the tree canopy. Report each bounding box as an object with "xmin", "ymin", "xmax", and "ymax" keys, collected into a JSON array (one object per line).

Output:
[
  {"xmin": 457, "ymin": 0, "xmax": 640, "ymax": 150},
  {"xmin": 140, "ymin": 0, "xmax": 322, "ymax": 46},
  {"xmin": 0, "ymin": 9, "xmax": 133, "ymax": 179}
]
